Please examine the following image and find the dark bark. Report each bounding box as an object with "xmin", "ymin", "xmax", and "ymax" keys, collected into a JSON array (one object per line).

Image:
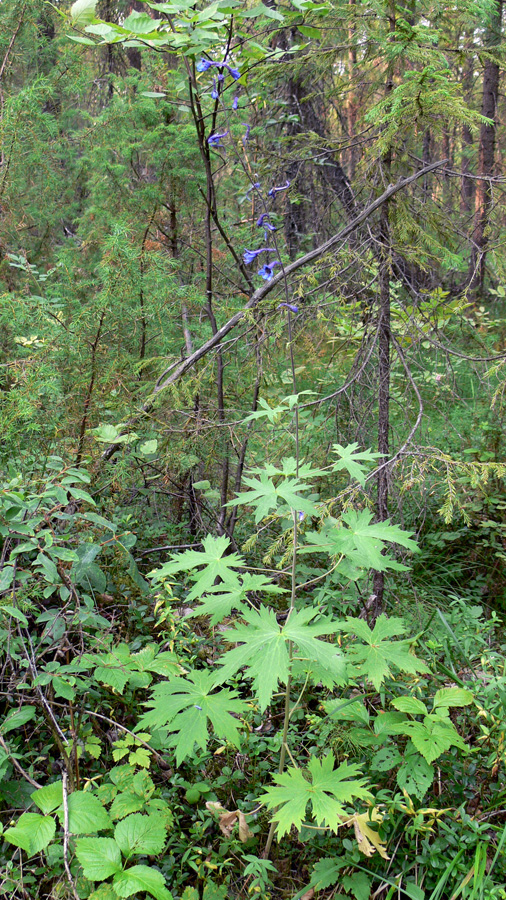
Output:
[
  {"xmin": 469, "ymin": 0, "xmax": 503, "ymax": 293},
  {"xmin": 461, "ymin": 50, "xmax": 475, "ymax": 213},
  {"xmin": 372, "ymin": 0, "xmax": 395, "ymax": 617}
]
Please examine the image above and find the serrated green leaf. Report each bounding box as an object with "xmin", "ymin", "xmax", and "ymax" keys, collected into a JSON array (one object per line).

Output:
[
  {"xmin": 397, "ymin": 749, "xmax": 434, "ymax": 800},
  {"xmin": 404, "ymin": 717, "xmax": 468, "ymax": 764},
  {"xmin": 392, "ymin": 696, "xmax": 428, "ymax": 716},
  {"xmin": 138, "ymin": 670, "xmax": 246, "ymax": 765},
  {"xmin": 110, "ymin": 791, "xmax": 145, "ymax": 820},
  {"xmin": 57, "ymin": 791, "xmax": 112, "ymax": 834},
  {"xmin": 31, "ymin": 781, "xmax": 63, "ymax": 814},
  {"xmin": 70, "ymin": 0, "xmax": 98, "ymax": 25},
  {"xmin": 114, "ymin": 813, "xmax": 166, "ymax": 857},
  {"xmin": 331, "ymin": 443, "xmax": 381, "ymax": 486},
  {"xmin": 341, "ymin": 615, "xmax": 429, "ymax": 689},
  {"xmin": 262, "ymin": 754, "xmax": 372, "ymax": 837},
  {"xmin": 152, "ymin": 535, "xmax": 244, "ymax": 601},
  {"xmin": 123, "ymin": 11, "xmax": 163, "ymax": 32},
  {"xmin": 217, "ymin": 606, "xmax": 345, "ymax": 710},
  {"xmin": 342, "ymin": 872, "xmax": 372, "ymax": 900},
  {"xmin": 113, "ymin": 865, "xmax": 173, "ymax": 899},
  {"xmin": 4, "ymin": 813, "xmax": 56, "ymax": 855},
  {"xmin": 432, "ymin": 687, "xmax": 473, "ymax": 710},
  {"xmin": 94, "ymin": 665, "xmax": 130, "ymax": 692},
  {"xmin": 188, "ymin": 572, "xmax": 284, "ymax": 626},
  {"xmin": 75, "ymin": 837, "xmax": 122, "ymax": 880},
  {"xmin": 309, "ymin": 857, "xmax": 345, "ymax": 890},
  {"xmin": 370, "ymin": 746, "xmax": 403, "ymax": 771},
  {"xmin": 227, "ymin": 467, "xmax": 319, "ymax": 523},
  {"xmin": 301, "ymin": 509, "xmax": 417, "ymax": 573}
]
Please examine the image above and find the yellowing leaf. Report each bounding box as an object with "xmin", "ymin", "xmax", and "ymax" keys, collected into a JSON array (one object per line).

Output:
[{"xmin": 340, "ymin": 808, "xmax": 389, "ymax": 859}]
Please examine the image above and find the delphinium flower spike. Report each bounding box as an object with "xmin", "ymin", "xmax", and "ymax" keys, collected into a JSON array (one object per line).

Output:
[
  {"xmin": 208, "ymin": 131, "xmax": 229, "ymax": 146},
  {"xmin": 243, "ymin": 247, "xmax": 275, "ymax": 265},
  {"xmin": 256, "ymin": 213, "xmax": 276, "ymax": 233},
  {"xmin": 268, "ymin": 180, "xmax": 290, "ymax": 198},
  {"xmin": 258, "ymin": 260, "xmax": 281, "ymax": 280},
  {"xmin": 196, "ymin": 58, "xmax": 241, "ymax": 80}
]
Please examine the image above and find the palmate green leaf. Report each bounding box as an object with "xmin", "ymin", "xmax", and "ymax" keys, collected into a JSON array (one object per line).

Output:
[
  {"xmin": 113, "ymin": 865, "xmax": 173, "ymax": 900},
  {"xmin": 341, "ymin": 615, "xmax": 429, "ymax": 689},
  {"xmin": 151, "ymin": 535, "xmax": 244, "ymax": 601},
  {"xmin": 227, "ymin": 462, "xmax": 321, "ymax": 524},
  {"xmin": 331, "ymin": 443, "xmax": 382, "ymax": 486},
  {"xmin": 262, "ymin": 754, "xmax": 372, "ymax": 837},
  {"xmin": 217, "ymin": 606, "xmax": 346, "ymax": 710},
  {"xmin": 188, "ymin": 572, "xmax": 285, "ymax": 626},
  {"xmin": 302, "ymin": 509, "xmax": 418, "ymax": 573},
  {"xmin": 137, "ymin": 670, "xmax": 246, "ymax": 765}
]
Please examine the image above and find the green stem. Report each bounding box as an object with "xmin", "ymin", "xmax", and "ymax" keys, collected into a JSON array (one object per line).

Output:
[{"xmin": 263, "ymin": 309, "xmax": 300, "ymax": 859}]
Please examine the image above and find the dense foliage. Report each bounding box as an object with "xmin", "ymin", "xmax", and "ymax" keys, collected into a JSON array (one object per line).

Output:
[{"xmin": 0, "ymin": 0, "xmax": 506, "ymax": 898}]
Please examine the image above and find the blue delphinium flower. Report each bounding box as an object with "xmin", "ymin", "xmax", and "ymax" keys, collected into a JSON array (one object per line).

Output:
[
  {"xmin": 232, "ymin": 95, "xmax": 239, "ymax": 110},
  {"xmin": 211, "ymin": 78, "xmax": 219, "ymax": 100},
  {"xmin": 196, "ymin": 58, "xmax": 241, "ymax": 80},
  {"xmin": 268, "ymin": 180, "xmax": 290, "ymax": 198},
  {"xmin": 256, "ymin": 213, "xmax": 276, "ymax": 232},
  {"xmin": 243, "ymin": 247, "xmax": 275, "ymax": 264},
  {"xmin": 278, "ymin": 302, "xmax": 298, "ymax": 313},
  {"xmin": 226, "ymin": 65, "xmax": 241, "ymax": 80},
  {"xmin": 208, "ymin": 131, "xmax": 229, "ymax": 146},
  {"xmin": 259, "ymin": 260, "xmax": 280, "ymax": 280},
  {"xmin": 242, "ymin": 123, "xmax": 251, "ymax": 145}
]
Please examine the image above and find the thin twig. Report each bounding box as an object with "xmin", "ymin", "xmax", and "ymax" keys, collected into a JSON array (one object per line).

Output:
[{"xmin": 0, "ymin": 734, "xmax": 42, "ymax": 789}]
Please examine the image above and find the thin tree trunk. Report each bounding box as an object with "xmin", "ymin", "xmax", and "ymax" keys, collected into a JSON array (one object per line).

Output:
[
  {"xmin": 469, "ymin": 0, "xmax": 503, "ymax": 293},
  {"xmin": 461, "ymin": 48, "xmax": 475, "ymax": 213},
  {"xmin": 372, "ymin": 0, "xmax": 395, "ymax": 617}
]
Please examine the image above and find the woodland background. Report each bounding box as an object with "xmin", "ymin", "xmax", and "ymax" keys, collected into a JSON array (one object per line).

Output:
[{"xmin": 0, "ymin": 0, "xmax": 505, "ymax": 898}]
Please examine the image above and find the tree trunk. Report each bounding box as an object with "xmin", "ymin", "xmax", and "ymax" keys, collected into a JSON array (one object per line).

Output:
[{"xmin": 469, "ymin": 0, "xmax": 503, "ymax": 293}]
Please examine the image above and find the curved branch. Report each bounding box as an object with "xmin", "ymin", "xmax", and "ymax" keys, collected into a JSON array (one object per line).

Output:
[{"xmin": 102, "ymin": 160, "xmax": 446, "ymax": 460}]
